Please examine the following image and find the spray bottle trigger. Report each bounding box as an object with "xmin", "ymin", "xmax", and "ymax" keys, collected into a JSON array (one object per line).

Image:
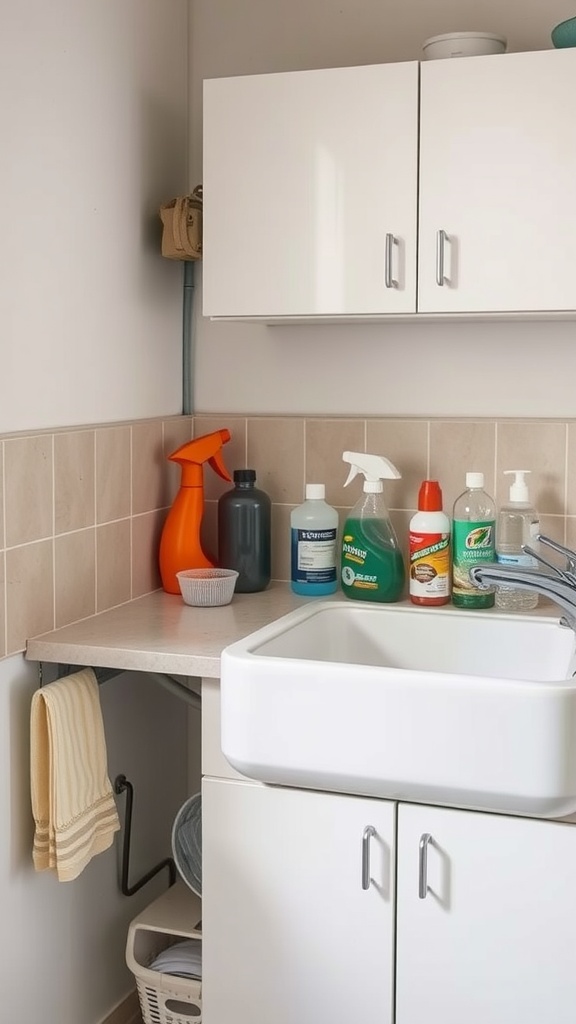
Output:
[
  {"xmin": 209, "ymin": 448, "xmax": 233, "ymax": 483},
  {"xmin": 343, "ymin": 464, "xmax": 359, "ymax": 488}
]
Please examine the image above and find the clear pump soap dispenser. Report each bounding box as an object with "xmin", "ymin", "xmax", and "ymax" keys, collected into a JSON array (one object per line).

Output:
[{"xmin": 495, "ymin": 469, "xmax": 540, "ymax": 611}]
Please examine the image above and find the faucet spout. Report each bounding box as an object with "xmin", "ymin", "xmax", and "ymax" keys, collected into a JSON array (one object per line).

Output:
[{"xmin": 469, "ymin": 562, "xmax": 576, "ymax": 629}]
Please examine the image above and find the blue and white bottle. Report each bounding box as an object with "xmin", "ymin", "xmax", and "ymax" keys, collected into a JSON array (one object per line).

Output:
[{"xmin": 291, "ymin": 484, "xmax": 338, "ymax": 596}]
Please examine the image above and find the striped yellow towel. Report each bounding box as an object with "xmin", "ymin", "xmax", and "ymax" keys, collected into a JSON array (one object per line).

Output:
[{"xmin": 30, "ymin": 667, "xmax": 120, "ymax": 881}]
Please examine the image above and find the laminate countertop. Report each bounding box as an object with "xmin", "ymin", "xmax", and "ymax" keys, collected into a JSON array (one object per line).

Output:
[
  {"xmin": 25, "ymin": 583, "xmax": 311, "ymax": 679},
  {"xmin": 25, "ymin": 583, "xmax": 561, "ymax": 679}
]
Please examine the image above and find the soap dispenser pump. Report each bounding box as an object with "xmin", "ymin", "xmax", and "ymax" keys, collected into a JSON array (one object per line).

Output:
[
  {"xmin": 340, "ymin": 451, "xmax": 405, "ymax": 602},
  {"xmin": 159, "ymin": 429, "xmax": 232, "ymax": 594},
  {"xmin": 495, "ymin": 469, "xmax": 540, "ymax": 611}
]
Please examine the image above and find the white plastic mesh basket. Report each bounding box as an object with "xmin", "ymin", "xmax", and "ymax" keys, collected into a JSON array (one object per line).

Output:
[
  {"xmin": 126, "ymin": 883, "xmax": 202, "ymax": 1024},
  {"xmin": 176, "ymin": 568, "xmax": 238, "ymax": 607}
]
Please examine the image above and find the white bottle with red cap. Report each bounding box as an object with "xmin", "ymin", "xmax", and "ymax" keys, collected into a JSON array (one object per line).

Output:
[{"xmin": 409, "ymin": 480, "xmax": 451, "ymax": 606}]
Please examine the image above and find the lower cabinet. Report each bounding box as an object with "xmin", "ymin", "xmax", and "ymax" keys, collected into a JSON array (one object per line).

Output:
[
  {"xmin": 396, "ymin": 802, "xmax": 576, "ymax": 1024},
  {"xmin": 203, "ymin": 778, "xmax": 576, "ymax": 1024},
  {"xmin": 202, "ymin": 778, "xmax": 396, "ymax": 1024}
]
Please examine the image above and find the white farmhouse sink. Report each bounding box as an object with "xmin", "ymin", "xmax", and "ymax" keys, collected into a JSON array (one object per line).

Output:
[{"xmin": 220, "ymin": 601, "xmax": 576, "ymax": 817}]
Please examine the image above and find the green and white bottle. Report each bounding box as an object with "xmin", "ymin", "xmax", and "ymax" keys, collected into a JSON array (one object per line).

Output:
[{"xmin": 452, "ymin": 472, "xmax": 496, "ymax": 608}]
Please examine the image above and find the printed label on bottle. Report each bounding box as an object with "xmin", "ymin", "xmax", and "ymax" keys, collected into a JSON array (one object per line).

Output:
[
  {"xmin": 496, "ymin": 552, "xmax": 538, "ymax": 568},
  {"xmin": 340, "ymin": 520, "xmax": 405, "ymax": 602},
  {"xmin": 409, "ymin": 531, "xmax": 450, "ymax": 598},
  {"xmin": 291, "ymin": 528, "xmax": 337, "ymax": 585},
  {"xmin": 452, "ymin": 519, "xmax": 496, "ymax": 607}
]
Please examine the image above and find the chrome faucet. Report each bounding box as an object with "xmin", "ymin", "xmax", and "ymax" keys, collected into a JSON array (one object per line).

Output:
[{"xmin": 469, "ymin": 535, "xmax": 576, "ymax": 629}]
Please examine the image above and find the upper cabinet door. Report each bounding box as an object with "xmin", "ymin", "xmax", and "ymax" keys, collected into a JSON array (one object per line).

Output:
[
  {"xmin": 418, "ymin": 49, "xmax": 576, "ymax": 313},
  {"xmin": 203, "ymin": 62, "xmax": 419, "ymax": 318}
]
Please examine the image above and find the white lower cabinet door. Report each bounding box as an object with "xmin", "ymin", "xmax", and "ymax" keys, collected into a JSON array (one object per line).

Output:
[
  {"xmin": 202, "ymin": 778, "xmax": 396, "ymax": 1024},
  {"xmin": 396, "ymin": 802, "xmax": 576, "ymax": 1024}
]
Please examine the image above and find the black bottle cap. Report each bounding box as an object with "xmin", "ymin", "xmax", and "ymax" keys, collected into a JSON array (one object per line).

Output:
[{"xmin": 234, "ymin": 469, "xmax": 256, "ymax": 483}]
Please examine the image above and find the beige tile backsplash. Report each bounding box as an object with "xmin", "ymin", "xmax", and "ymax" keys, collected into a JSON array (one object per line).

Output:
[
  {"xmin": 366, "ymin": 419, "xmax": 429, "ymax": 509},
  {"xmin": 132, "ymin": 510, "xmax": 166, "ymax": 599},
  {"xmin": 55, "ymin": 529, "xmax": 96, "ymax": 629},
  {"xmin": 54, "ymin": 430, "xmax": 95, "ymax": 534},
  {"xmin": 0, "ymin": 553, "xmax": 5, "ymax": 660},
  {"xmin": 304, "ymin": 418, "xmax": 365, "ymax": 508},
  {"xmin": 429, "ymin": 420, "xmax": 497, "ymax": 513},
  {"xmin": 163, "ymin": 417, "xmax": 195, "ymax": 504},
  {"xmin": 197, "ymin": 415, "xmax": 248, "ymax": 502},
  {"xmin": 132, "ymin": 421, "xmax": 166, "ymax": 515},
  {"xmin": 247, "ymin": 417, "xmax": 304, "ymax": 503},
  {"xmin": 566, "ymin": 423, "xmax": 576, "ymax": 518},
  {"xmin": 0, "ymin": 443, "xmax": 4, "ymax": 550},
  {"xmin": 96, "ymin": 520, "xmax": 132, "ymax": 611},
  {"xmin": 1, "ymin": 412, "xmax": 576, "ymax": 659},
  {"xmin": 6, "ymin": 540, "xmax": 54, "ymax": 654},
  {"xmin": 96, "ymin": 426, "xmax": 131, "ymax": 525},
  {"xmin": 496, "ymin": 421, "xmax": 567, "ymax": 515},
  {"xmin": 4, "ymin": 435, "xmax": 53, "ymax": 547},
  {"xmin": 0, "ymin": 417, "xmax": 192, "ymax": 658}
]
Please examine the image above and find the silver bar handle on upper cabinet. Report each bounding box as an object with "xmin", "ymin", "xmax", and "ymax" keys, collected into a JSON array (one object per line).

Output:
[
  {"xmin": 419, "ymin": 832, "xmax": 433, "ymax": 899},
  {"xmin": 385, "ymin": 233, "xmax": 398, "ymax": 288},
  {"xmin": 362, "ymin": 825, "xmax": 376, "ymax": 890},
  {"xmin": 435, "ymin": 229, "xmax": 448, "ymax": 286}
]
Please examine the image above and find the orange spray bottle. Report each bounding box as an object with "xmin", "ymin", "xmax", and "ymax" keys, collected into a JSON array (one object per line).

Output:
[{"xmin": 159, "ymin": 428, "xmax": 232, "ymax": 594}]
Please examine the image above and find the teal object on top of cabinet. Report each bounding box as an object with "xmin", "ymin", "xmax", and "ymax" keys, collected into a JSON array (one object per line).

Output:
[{"xmin": 552, "ymin": 16, "xmax": 576, "ymax": 47}]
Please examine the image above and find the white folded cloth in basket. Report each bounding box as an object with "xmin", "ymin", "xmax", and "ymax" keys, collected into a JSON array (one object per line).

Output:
[
  {"xmin": 151, "ymin": 938, "xmax": 202, "ymax": 979},
  {"xmin": 30, "ymin": 667, "xmax": 120, "ymax": 881}
]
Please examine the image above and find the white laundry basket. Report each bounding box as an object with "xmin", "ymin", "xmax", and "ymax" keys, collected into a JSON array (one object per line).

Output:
[{"xmin": 126, "ymin": 881, "xmax": 202, "ymax": 1024}]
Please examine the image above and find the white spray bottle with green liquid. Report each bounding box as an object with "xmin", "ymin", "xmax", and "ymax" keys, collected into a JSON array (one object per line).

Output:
[{"xmin": 340, "ymin": 452, "xmax": 405, "ymax": 602}]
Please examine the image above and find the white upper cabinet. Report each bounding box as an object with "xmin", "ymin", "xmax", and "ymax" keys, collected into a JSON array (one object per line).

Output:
[
  {"xmin": 418, "ymin": 49, "xmax": 576, "ymax": 313},
  {"xmin": 203, "ymin": 62, "xmax": 419, "ymax": 317},
  {"xmin": 203, "ymin": 50, "xmax": 576, "ymax": 320}
]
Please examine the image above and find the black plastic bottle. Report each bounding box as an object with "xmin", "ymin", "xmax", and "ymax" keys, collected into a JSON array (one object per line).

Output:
[{"xmin": 217, "ymin": 469, "xmax": 271, "ymax": 592}]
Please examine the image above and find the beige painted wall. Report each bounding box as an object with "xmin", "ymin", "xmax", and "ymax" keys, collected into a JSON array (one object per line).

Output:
[
  {"xmin": 189, "ymin": 0, "xmax": 576, "ymax": 418},
  {"xmin": 1, "ymin": 4, "xmax": 191, "ymax": 1022},
  {"xmin": 1, "ymin": 0, "xmax": 188, "ymax": 433}
]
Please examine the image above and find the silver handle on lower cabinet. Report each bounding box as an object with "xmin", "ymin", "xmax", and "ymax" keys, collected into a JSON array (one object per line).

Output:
[
  {"xmin": 362, "ymin": 825, "xmax": 376, "ymax": 890},
  {"xmin": 435, "ymin": 229, "xmax": 448, "ymax": 286},
  {"xmin": 385, "ymin": 233, "xmax": 398, "ymax": 288},
  {"xmin": 419, "ymin": 832, "xmax": 433, "ymax": 899}
]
